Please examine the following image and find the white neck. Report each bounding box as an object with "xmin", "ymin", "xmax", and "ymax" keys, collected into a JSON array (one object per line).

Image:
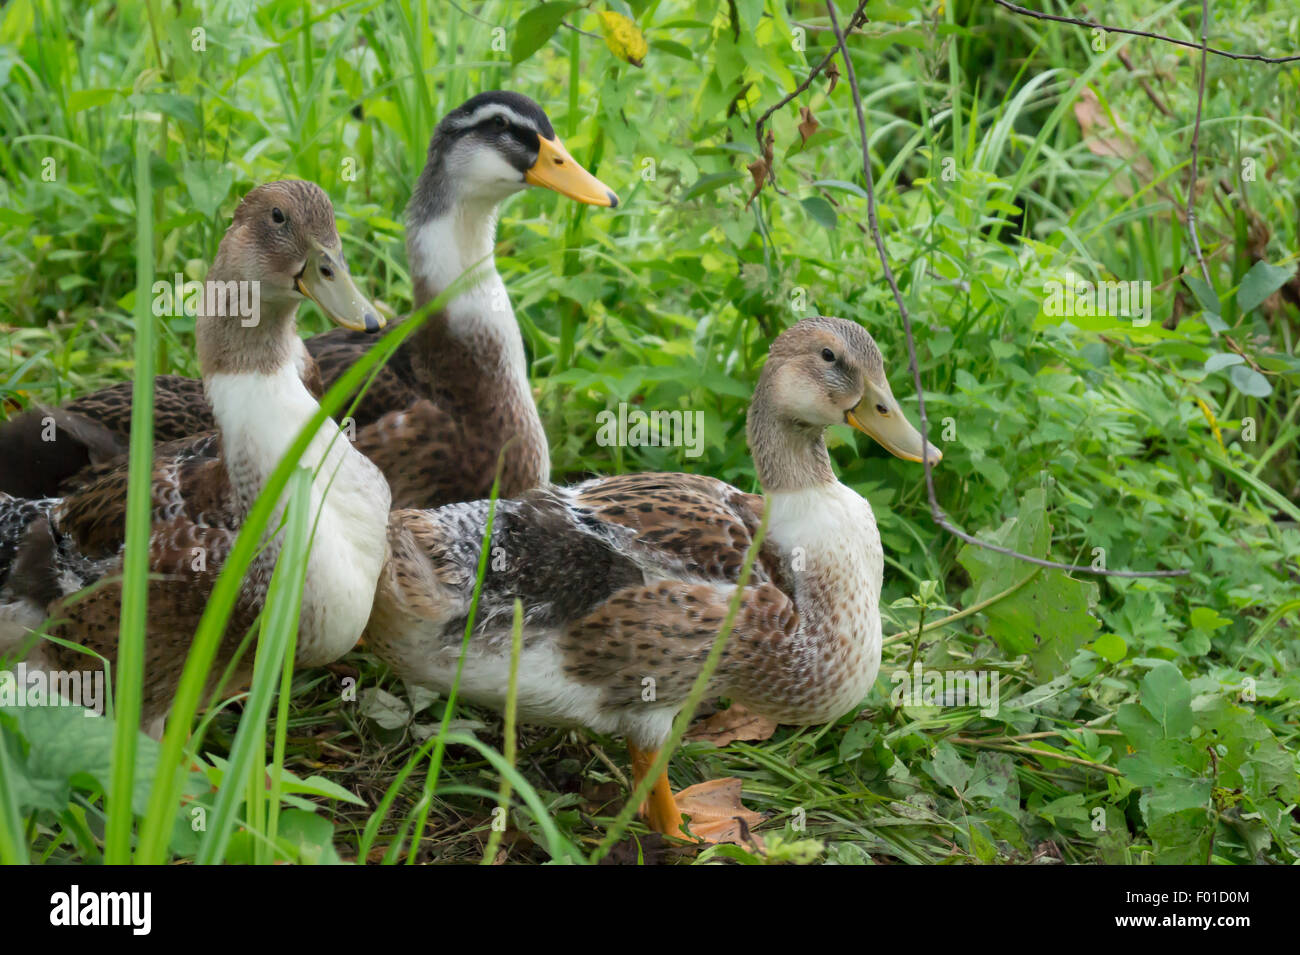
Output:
[
  {"xmin": 206, "ymin": 365, "xmax": 391, "ymax": 663},
  {"xmin": 408, "ymin": 200, "xmax": 531, "ymax": 397}
]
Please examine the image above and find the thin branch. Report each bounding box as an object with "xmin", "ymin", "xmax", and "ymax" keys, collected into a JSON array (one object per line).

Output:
[
  {"xmin": 992, "ymin": 0, "xmax": 1300, "ymax": 63},
  {"xmin": 823, "ymin": 0, "xmax": 1185, "ymax": 578},
  {"xmin": 754, "ymin": 0, "xmax": 869, "ymax": 191},
  {"xmin": 1186, "ymin": 0, "xmax": 1212, "ymax": 286}
]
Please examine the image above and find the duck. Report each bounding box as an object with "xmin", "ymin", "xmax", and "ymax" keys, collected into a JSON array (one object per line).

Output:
[
  {"xmin": 0, "ymin": 91, "xmax": 618, "ymax": 510},
  {"xmin": 0, "ymin": 180, "xmax": 392, "ymax": 733},
  {"xmin": 365, "ymin": 316, "xmax": 941, "ymax": 839}
]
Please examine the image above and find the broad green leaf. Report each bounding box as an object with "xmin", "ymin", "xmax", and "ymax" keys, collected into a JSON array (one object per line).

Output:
[
  {"xmin": 800, "ymin": 195, "xmax": 837, "ymax": 229},
  {"xmin": 1236, "ymin": 260, "xmax": 1295, "ymax": 314},
  {"xmin": 1183, "ymin": 275, "xmax": 1220, "ymax": 316},
  {"xmin": 1138, "ymin": 663, "xmax": 1193, "ymax": 738},
  {"xmin": 180, "ymin": 160, "xmax": 234, "ymax": 221},
  {"xmin": 1092, "ymin": 632, "xmax": 1127, "ymax": 663},
  {"xmin": 511, "ymin": 2, "xmax": 576, "ymax": 66},
  {"xmin": 1228, "ymin": 364, "xmax": 1271, "ymax": 398},
  {"xmin": 957, "ymin": 489, "xmax": 1100, "ymax": 678},
  {"xmin": 1203, "ymin": 352, "xmax": 1243, "ymax": 373}
]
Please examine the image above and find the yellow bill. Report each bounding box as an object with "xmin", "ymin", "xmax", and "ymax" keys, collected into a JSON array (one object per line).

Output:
[{"xmin": 525, "ymin": 135, "xmax": 620, "ymax": 208}]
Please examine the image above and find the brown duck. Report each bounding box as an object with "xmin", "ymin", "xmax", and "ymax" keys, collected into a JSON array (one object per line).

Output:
[
  {"xmin": 364, "ymin": 317, "xmax": 942, "ymax": 840},
  {"xmin": 0, "ymin": 92, "xmax": 617, "ymax": 510},
  {"xmin": 0, "ymin": 181, "xmax": 391, "ymax": 734}
]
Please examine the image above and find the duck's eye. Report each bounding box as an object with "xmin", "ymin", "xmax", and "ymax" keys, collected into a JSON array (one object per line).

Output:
[
  {"xmin": 875, "ymin": 403, "xmax": 889, "ymax": 416},
  {"xmin": 821, "ymin": 347, "xmax": 835, "ymax": 362},
  {"xmin": 271, "ymin": 207, "xmax": 286, "ymax": 224},
  {"xmin": 494, "ymin": 115, "xmax": 508, "ymax": 130}
]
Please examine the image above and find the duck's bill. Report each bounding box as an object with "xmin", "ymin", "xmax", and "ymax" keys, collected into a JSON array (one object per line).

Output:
[
  {"xmin": 297, "ymin": 245, "xmax": 384, "ymax": 333},
  {"xmin": 846, "ymin": 388, "xmax": 942, "ymax": 464},
  {"xmin": 525, "ymin": 135, "xmax": 619, "ymax": 208}
]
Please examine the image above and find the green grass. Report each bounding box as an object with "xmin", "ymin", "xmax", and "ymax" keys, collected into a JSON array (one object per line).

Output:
[{"xmin": 1, "ymin": 0, "xmax": 1298, "ymax": 864}]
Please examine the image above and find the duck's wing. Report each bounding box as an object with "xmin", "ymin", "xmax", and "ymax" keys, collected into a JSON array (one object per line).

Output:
[
  {"xmin": 4, "ymin": 430, "xmax": 256, "ymax": 721},
  {"xmin": 306, "ymin": 326, "xmax": 422, "ymax": 427},
  {"xmin": 0, "ymin": 342, "xmax": 325, "ymax": 499},
  {"xmin": 572, "ymin": 472, "xmax": 784, "ymax": 585},
  {"xmin": 373, "ymin": 477, "xmax": 803, "ymax": 720},
  {"xmin": 50, "ymin": 431, "xmax": 230, "ymax": 561}
]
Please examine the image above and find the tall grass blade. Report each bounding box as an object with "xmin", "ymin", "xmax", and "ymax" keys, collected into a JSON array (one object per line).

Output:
[{"xmin": 106, "ymin": 115, "xmax": 155, "ymax": 865}]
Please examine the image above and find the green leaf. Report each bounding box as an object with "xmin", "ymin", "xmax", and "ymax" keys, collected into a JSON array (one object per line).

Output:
[
  {"xmin": 1236, "ymin": 260, "xmax": 1295, "ymax": 314},
  {"xmin": 1228, "ymin": 364, "xmax": 1271, "ymax": 398},
  {"xmin": 1203, "ymin": 352, "xmax": 1244, "ymax": 373},
  {"xmin": 1183, "ymin": 275, "xmax": 1220, "ymax": 316},
  {"xmin": 957, "ymin": 489, "xmax": 1100, "ymax": 679},
  {"xmin": 511, "ymin": 2, "xmax": 577, "ymax": 65},
  {"xmin": 1138, "ymin": 663, "xmax": 1193, "ymax": 738},
  {"xmin": 180, "ymin": 160, "xmax": 234, "ymax": 221},
  {"xmin": 68, "ymin": 88, "xmax": 117, "ymax": 113},
  {"xmin": 1092, "ymin": 633, "xmax": 1127, "ymax": 663},
  {"xmin": 1188, "ymin": 606, "xmax": 1231, "ymax": 633},
  {"xmin": 812, "ymin": 178, "xmax": 868, "ymax": 199},
  {"xmin": 0, "ymin": 703, "xmax": 204, "ymax": 833},
  {"xmin": 785, "ymin": 127, "xmax": 843, "ymax": 158},
  {"xmin": 681, "ymin": 171, "xmax": 742, "ymax": 200},
  {"xmin": 649, "ymin": 39, "xmax": 693, "ymax": 61},
  {"xmin": 800, "ymin": 195, "xmax": 837, "ymax": 229}
]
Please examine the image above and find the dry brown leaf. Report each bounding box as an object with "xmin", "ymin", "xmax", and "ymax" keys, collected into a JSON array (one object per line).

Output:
[
  {"xmin": 1072, "ymin": 89, "xmax": 1135, "ymax": 161},
  {"xmin": 674, "ymin": 777, "xmax": 765, "ymax": 846},
  {"xmin": 686, "ymin": 702, "xmax": 778, "ymax": 746},
  {"xmin": 744, "ymin": 157, "xmax": 769, "ymax": 209},
  {"xmin": 797, "ymin": 106, "xmax": 820, "ymax": 145},
  {"xmin": 825, "ymin": 57, "xmax": 840, "ymax": 93}
]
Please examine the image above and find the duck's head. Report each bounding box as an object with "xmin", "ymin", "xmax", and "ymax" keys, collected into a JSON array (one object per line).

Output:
[
  {"xmin": 749, "ymin": 317, "xmax": 941, "ymax": 489},
  {"xmin": 411, "ymin": 91, "xmax": 619, "ymax": 216},
  {"xmin": 215, "ymin": 180, "xmax": 383, "ymax": 334}
]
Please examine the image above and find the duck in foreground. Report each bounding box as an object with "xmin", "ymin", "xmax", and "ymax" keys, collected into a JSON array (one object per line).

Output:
[
  {"xmin": 0, "ymin": 181, "xmax": 391, "ymax": 734},
  {"xmin": 366, "ymin": 316, "xmax": 941, "ymax": 840},
  {"xmin": 0, "ymin": 91, "xmax": 617, "ymax": 511}
]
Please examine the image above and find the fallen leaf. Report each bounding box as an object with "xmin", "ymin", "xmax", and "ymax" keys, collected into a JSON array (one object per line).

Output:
[
  {"xmin": 1072, "ymin": 89, "xmax": 1134, "ymax": 160},
  {"xmin": 797, "ymin": 106, "xmax": 820, "ymax": 144},
  {"xmin": 686, "ymin": 702, "xmax": 778, "ymax": 746},
  {"xmin": 675, "ymin": 777, "xmax": 765, "ymax": 846}
]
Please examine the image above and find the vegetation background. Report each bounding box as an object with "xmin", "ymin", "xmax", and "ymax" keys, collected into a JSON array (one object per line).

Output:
[{"xmin": 0, "ymin": 0, "xmax": 1297, "ymax": 864}]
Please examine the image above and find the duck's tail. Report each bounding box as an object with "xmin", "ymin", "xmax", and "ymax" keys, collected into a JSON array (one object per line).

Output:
[{"xmin": 0, "ymin": 406, "xmax": 127, "ymax": 498}]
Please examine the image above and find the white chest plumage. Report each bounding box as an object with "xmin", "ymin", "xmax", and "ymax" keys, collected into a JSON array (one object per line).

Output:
[
  {"xmin": 207, "ymin": 365, "xmax": 391, "ymax": 663},
  {"xmin": 766, "ymin": 482, "xmax": 885, "ymax": 721}
]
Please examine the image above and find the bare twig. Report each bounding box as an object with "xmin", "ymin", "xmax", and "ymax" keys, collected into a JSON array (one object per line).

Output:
[
  {"xmin": 824, "ymin": 0, "xmax": 1185, "ymax": 578},
  {"xmin": 1186, "ymin": 0, "xmax": 1212, "ymax": 286},
  {"xmin": 754, "ymin": 0, "xmax": 869, "ymax": 192},
  {"xmin": 993, "ymin": 0, "xmax": 1300, "ymax": 63}
]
